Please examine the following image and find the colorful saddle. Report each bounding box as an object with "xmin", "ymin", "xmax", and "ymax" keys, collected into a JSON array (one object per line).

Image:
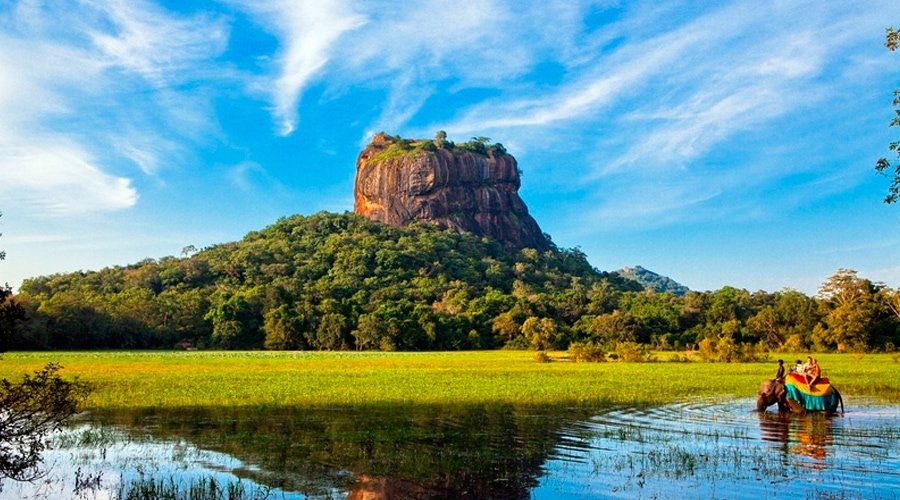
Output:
[{"xmin": 784, "ymin": 372, "xmax": 839, "ymax": 412}]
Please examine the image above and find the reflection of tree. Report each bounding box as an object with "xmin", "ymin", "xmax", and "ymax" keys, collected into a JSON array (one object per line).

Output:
[
  {"xmin": 757, "ymin": 412, "xmax": 835, "ymax": 465},
  {"xmin": 92, "ymin": 405, "xmax": 588, "ymax": 499}
]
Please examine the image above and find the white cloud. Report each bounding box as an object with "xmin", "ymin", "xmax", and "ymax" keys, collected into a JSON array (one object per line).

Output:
[
  {"xmin": 233, "ymin": 0, "xmax": 367, "ymax": 135},
  {"xmin": 0, "ymin": 139, "xmax": 137, "ymax": 215},
  {"xmin": 0, "ymin": 1, "xmax": 232, "ymax": 217},
  {"xmin": 87, "ymin": 0, "xmax": 228, "ymax": 84},
  {"xmin": 400, "ymin": 0, "xmax": 899, "ymax": 233}
]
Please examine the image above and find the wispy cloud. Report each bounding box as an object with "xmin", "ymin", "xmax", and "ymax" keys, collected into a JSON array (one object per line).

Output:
[
  {"xmin": 386, "ymin": 0, "xmax": 898, "ymax": 231},
  {"xmin": 0, "ymin": 139, "xmax": 138, "ymax": 215},
  {"xmin": 232, "ymin": 0, "xmax": 367, "ymax": 136},
  {"xmin": 87, "ymin": 0, "xmax": 228, "ymax": 85},
  {"xmin": 344, "ymin": 0, "xmax": 590, "ymax": 137},
  {"xmin": 0, "ymin": 0, "xmax": 231, "ymax": 217}
]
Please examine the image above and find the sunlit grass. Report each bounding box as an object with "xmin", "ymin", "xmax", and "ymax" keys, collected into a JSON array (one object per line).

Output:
[{"xmin": 0, "ymin": 351, "xmax": 897, "ymax": 410}]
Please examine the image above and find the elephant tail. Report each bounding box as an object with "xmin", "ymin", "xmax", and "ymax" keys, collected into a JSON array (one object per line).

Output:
[{"xmin": 837, "ymin": 388, "xmax": 844, "ymax": 414}]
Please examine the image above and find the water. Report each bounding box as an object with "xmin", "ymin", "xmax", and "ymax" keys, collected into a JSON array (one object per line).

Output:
[
  {"xmin": 2, "ymin": 399, "xmax": 898, "ymax": 499},
  {"xmin": 534, "ymin": 398, "xmax": 900, "ymax": 499}
]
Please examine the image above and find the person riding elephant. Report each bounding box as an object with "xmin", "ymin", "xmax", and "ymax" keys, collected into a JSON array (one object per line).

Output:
[
  {"xmin": 758, "ymin": 374, "xmax": 844, "ymax": 414},
  {"xmin": 774, "ymin": 359, "xmax": 785, "ymax": 384},
  {"xmin": 804, "ymin": 357, "xmax": 821, "ymax": 389}
]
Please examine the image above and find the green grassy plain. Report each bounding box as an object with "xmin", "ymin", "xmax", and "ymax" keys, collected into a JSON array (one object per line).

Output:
[{"xmin": 1, "ymin": 351, "xmax": 897, "ymax": 410}]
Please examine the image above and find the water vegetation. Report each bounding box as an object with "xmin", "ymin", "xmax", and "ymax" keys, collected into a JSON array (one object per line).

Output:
[{"xmin": 0, "ymin": 351, "xmax": 897, "ymax": 410}]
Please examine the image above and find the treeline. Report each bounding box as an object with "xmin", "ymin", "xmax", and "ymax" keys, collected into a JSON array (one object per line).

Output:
[{"xmin": 4, "ymin": 212, "xmax": 900, "ymax": 353}]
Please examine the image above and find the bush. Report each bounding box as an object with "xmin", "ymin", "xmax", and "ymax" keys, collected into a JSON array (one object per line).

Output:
[
  {"xmin": 697, "ymin": 337, "xmax": 715, "ymax": 362},
  {"xmin": 502, "ymin": 335, "xmax": 530, "ymax": 350},
  {"xmin": 698, "ymin": 336, "xmax": 767, "ymax": 362},
  {"xmin": 614, "ymin": 341, "xmax": 654, "ymax": 362},
  {"xmin": 716, "ymin": 334, "xmax": 739, "ymax": 362},
  {"xmin": 533, "ymin": 351, "xmax": 551, "ymax": 363},
  {"xmin": 1, "ymin": 363, "xmax": 90, "ymax": 482},
  {"xmin": 738, "ymin": 342, "xmax": 768, "ymax": 362},
  {"xmin": 568, "ymin": 341, "xmax": 606, "ymax": 362},
  {"xmin": 783, "ymin": 334, "xmax": 806, "ymax": 352},
  {"xmin": 668, "ymin": 352, "xmax": 691, "ymax": 363}
]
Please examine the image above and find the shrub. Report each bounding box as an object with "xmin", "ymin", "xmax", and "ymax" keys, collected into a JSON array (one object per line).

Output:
[
  {"xmin": 738, "ymin": 342, "xmax": 768, "ymax": 362},
  {"xmin": 716, "ymin": 334, "xmax": 739, "ymax": 362},
  {"xmin": 697, "ymin": 337, "xmax": 715, "ymax": 362},
  {"xmin": 502, "ymin": 336, "xmax": 530, "ymax": 350},
  {"xmin": 697, "ymin": 336, "xmax": 766, "ymax": 362},
  {"xmin": 534, "ymin": 351, "xmax": 551, "ymax": 363},
  {"xmin": 668, "ymin": 352, "xmax": 691, "ymax": 363},
  {"xmin": 783, "ymin": 334, "xmax": 806, "ymax": 352},
  {"xmin": 614, "ymin": 341, "xmax": 654, "ymax": 362},
  {"xmin": 568, "ymin": 341, "xmax": 606, "ymax": 362}
]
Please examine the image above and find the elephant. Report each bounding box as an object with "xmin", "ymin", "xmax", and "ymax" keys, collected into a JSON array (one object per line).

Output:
[
  {"xmin": 757, "ymin": 379, "xmax": 790, "ymax": 412},
  {"xmin": 757, "ymin": 378, "xmax": 844, "ymax": 414}
]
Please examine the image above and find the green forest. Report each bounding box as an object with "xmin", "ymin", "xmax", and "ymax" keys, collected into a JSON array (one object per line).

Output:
[{"xmin": 3, "ymin": 212, "xmax": 899, "ymax": 354}]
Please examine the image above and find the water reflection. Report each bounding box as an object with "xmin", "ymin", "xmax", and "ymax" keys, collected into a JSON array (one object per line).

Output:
[
  {"xmin": 758, "ymin": 412, "xmax": 835, "ymax": 463},
  {"xmin": 79, "ymin": 405, "xmax": 590, "ymax": 499},
  {"xmin": 1, "ymin": 400, "xmax": 898, "ymax": 499}
]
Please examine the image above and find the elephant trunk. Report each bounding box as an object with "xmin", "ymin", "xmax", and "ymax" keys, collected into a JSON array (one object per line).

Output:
[{"xmin": 757, "ymin": 394, "xmax": 768, "ymax": 412}]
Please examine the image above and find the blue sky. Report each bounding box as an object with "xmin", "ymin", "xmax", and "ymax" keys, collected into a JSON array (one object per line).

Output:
[{"xmin": 1, "ymin": 0, "xmax": 899, "ymax": 294}]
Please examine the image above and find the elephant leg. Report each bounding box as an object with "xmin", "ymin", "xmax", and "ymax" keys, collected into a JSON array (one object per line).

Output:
[{"xmin": 776, "ymin": 399, "xmax": 789, "ymax": 412}]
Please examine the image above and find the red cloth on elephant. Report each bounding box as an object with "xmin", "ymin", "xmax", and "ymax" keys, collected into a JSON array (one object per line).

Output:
[{"xmin": 786, "ymin": 372, "xmax": 829, "ymax": 385}]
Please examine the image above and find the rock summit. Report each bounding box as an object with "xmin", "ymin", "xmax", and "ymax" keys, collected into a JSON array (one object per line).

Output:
[{"xmin": 354, "ymin": 133, "xmax": 549, "ymax": 251}]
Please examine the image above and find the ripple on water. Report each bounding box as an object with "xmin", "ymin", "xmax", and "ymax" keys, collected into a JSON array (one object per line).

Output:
[
  {"xmin": 1, "ymin": 401, "xmax": 898, "ymax": 499},
  {"xmin": 536, "ymin": 398, "xmax": 900, "ymax": 499}
]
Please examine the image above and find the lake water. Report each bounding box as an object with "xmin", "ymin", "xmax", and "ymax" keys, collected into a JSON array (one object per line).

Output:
[{"xmin": 2, "ymin": 398, "xmax": 898, "ymax": 499}]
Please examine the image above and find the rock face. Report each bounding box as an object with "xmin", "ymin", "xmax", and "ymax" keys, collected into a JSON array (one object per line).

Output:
[
  {"xmin": 354, "ymin": 134, "xmax": 549, "ymax": 250},
  {"xmin": 617, "ymin": 266, "xmax": 690, "ymax": 296}
]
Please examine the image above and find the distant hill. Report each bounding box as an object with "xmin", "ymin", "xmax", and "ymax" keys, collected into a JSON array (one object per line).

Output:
[
  {"xmin": 615, "ymin": 266, "xmax": 689, "ymax": 296},
  {"xmin": 12, "ymin": 212, "xmax": 638, "ymax": 351}
]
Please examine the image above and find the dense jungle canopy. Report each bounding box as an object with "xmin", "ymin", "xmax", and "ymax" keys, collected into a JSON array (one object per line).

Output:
[{"xmin": 3, "ymin": 212, "xmax": 899, "ymax": 353}]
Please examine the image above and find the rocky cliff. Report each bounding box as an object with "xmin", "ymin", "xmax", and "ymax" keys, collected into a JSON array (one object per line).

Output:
[
  {"xmin": 354, "ymin": 133, "xmax": 549, "ymax": 251},
  {"xmin": 616, "ymin": 266, "xmax": 689, "ymax": 296}
]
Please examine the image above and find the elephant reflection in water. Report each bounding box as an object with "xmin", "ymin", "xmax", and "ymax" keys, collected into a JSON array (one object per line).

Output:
[{"xmin": 758, "ymin": 412, "xmax": 835, "ymax": 464}]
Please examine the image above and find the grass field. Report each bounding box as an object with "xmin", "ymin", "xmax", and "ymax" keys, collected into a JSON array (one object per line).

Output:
[{"xmin": 1, "ymin": 351, "xmax": 898, "ymax": 410}]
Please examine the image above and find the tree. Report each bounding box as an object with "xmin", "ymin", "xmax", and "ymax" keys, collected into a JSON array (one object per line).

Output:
[
  {"xmin": 876, "ymin": 27, "xmax": 900, "ymax": 203},
  {"xmin": 434, "ymin": 130, "xmax": 447, "ymax": 148},
  {"xmin": 887, "ymin": 26, "xmax": 899, "ymax": 51},
  {"xmin": 2, "ymin": 216, "xmax": 89, "ymax": 482},
  {"xmin": 0, "ymin": 288, "xmax": 25, "ymax": 351},
  {"xmin": 814, "ymin": 269, "xmax": 878, "ymax": 351},
  {"xmin": 180, "ymin": 245, "xmax": 197, "ymax": 258},
  {"xmin": 0, "ymin": 364, "xmax": 89, "ymax": 485},
  {"xmin": 0, "ymin": 213, "xmax": 25, "ymax": 347},
  {"xmin": 521, "ymin": 316, "xmax": 557, "ymax": 350},
  {"xmin": 746, "ymin": 289, "xmax": 819, "ymax": 348},
  {"xmin": 314, "ymin": 312, "xmax": 347, "ymax": 350},
  {"xmin": 587, "ymin": 310, "xmax": 638, "ymax": 346},
  {"xmin": 263, "ymin": 305, "xmax": 305, "ymax": 350}
]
